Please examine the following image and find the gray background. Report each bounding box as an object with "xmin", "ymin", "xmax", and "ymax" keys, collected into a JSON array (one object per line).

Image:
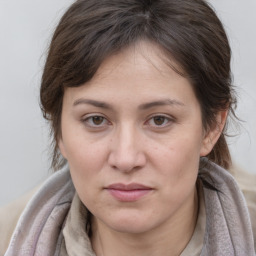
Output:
[{"xmin": 0, "ymin": 0, "xmax": 255, "ymax": 207}]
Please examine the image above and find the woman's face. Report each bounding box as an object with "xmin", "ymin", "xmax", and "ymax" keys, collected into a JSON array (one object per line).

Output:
[{"xmin": 59, "ymin": 41, "xmax": 215, "ymax": 234}]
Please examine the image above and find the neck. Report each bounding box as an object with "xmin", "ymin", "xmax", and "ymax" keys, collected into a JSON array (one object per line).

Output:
[{"xmin": 91, "ymin": 188, "xmax": 198, "ymax": 256}]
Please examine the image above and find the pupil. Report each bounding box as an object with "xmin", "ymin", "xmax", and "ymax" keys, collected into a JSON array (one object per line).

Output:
[
  {"xmin": 154, "ymin": 116, "xmax": 164, "ymax": 125},
  {"xmin": 93, "ymin": 116, "xmax": 103, "ymax": 125}
]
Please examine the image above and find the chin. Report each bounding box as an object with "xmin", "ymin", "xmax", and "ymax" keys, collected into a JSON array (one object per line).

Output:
[
  {"xmin": 111, "ymin": 222, "xmax": 151, "ymax": 234},
  {"xmin": 99, "ymin": 211, "xmax": 157, "ymax": 235}
]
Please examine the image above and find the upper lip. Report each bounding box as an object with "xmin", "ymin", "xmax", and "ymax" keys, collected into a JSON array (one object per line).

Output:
[{"xmin": 106, "ymin": 183, "xmax": 152, "ymax": 190}]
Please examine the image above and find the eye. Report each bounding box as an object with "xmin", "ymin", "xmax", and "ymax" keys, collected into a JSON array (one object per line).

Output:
[
  {"xmin": 147, "ymin": 115, "xmax": 173, "ymax": 128},
  {"xmin": 82, "ymin": 115, "xmax": 110, "ymax": 128}
]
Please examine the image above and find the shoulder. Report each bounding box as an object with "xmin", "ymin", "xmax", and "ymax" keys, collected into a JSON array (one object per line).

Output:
[
  {"xmin": 231, "ymin": 165, "xmax": 256, "ymax": 249},
  {"xmin": 3, "ymin": 168, "xmax": 75, "ymax": 255},
  {"xmin": 0, "ymin": 186, "xmax": 39, "ymax": 256}
]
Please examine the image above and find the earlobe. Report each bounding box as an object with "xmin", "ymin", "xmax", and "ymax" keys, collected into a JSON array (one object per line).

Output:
[
  {"xmin": 58, "ymin": 139, "xmax": 67, "ymax": 159},
  {"xmin": 200, "ymin": 110, "xmax": 228, "ymax": 156}
]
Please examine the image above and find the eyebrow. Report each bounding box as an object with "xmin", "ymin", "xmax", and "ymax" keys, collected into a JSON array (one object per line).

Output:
[
  {"xmin": 73, "ymin": 98, "xmax": 185, "ymax": 110},
  {"xmin": 138, "ymin": 99, "xmax": 185, "ymax": 110},
  {"xmin": 73, "ymin": 98, "xmax": 112, "ymax": 109}
]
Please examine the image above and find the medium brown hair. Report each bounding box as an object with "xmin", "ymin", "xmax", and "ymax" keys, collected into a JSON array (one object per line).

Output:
[{"xmin": 40, "ymin": 0, "xmax": 236, "ymax": 170}]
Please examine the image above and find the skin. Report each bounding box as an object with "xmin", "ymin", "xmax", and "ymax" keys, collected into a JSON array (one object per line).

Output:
[{"xmin": 59, "ymin": 41, "xmax": 226, "ymax": 256}]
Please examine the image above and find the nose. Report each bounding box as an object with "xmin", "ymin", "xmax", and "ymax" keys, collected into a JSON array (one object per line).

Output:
[{"xmin": 108, "ymin": 124, "xmax": 146, "ymax": 172}]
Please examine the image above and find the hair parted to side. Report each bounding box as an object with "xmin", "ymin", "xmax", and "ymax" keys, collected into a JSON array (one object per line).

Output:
[{"xmin": 40, "ymin": 0, "xmax": 237, "ymax": 171}]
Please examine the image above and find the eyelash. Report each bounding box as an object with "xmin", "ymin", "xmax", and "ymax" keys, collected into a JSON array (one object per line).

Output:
[
  {"xmin": 81, "ymin": 114, "xmax": 175, "ymax": 129},
  {"xmin": 82, "ymin": 115, "xmax": 110, "ymax": 128},
  {"xmin": 145, "ymin": 115, "xmax": 174, "ymax": 128}
]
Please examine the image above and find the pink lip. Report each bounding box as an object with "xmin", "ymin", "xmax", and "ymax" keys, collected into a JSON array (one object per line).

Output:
[{"xmin": 105, "ymin": 183, "xmax": 153, "ymax": 202}]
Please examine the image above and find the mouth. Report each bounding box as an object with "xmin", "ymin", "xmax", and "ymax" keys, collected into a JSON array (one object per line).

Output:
[{"xmin": 105, "ymin": 183, "xmax": 153, "ymax": 202}]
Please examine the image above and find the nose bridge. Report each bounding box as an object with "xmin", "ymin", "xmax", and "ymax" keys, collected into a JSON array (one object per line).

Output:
[
  {"xmin": 119, "ymin": 122, "xmax": 135, "ymax": 151},
  {"xmin": 108, "ymin": 122, "xmax": 145, "ymax": 172}
]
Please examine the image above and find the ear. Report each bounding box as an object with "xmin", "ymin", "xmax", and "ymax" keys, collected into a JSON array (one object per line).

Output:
[
  {"xmin": 200, "ymin": 110, "xmax": 228, "ymax": 156},
  {"xmin": 58, "ymin": 139, "xmax": 67, "ymax": 159}
]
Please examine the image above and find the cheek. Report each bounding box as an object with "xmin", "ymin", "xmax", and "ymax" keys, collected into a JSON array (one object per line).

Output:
[
  {"xmin": 62, "ymin": 138, "xmax": 109, "ymax": 199},
  {"xmin": 160, "ymin": 135, "xmax": 202, "ymax": 166},
  {"xmin": 66, "ymin": 142, "xmax": 107, "ymax": 205},
  {"xmin": 68, "ymin": 145, "xmax": 107, "ymax": 176},
  {"xmin": 63, "ymin": 131, "xmax": 108, "ymax": 165},
  {"xmin": 151, "ymin": 134, "xmax": 201, "ymax": 187},
  {"xmin": 150, "ymin": 143, "xmax": 198, "ymax": 218}
]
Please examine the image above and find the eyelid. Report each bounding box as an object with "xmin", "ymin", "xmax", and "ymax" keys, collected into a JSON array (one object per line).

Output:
[
  {"xmin": 81, "ymin": 113, "xmax": 111, "ymax": 128},
  {"xmin": 145, "ymin": 114, "xmax": 175, "ymax": 128}
]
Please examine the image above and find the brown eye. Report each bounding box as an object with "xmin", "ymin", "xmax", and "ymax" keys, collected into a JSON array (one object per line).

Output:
[
  {"xmin": 147, "ymin": 115, "xmax": 173, "ymax": 128},
  {"xmin": 153, "ymin": 116, "xmax": 166, "ymax": 126},
  {"xmin": 92, "ymin": 116, "xmax": 104, "ymax": 125},
  {"xmin": 83, "ymin": 115, "xmax": 109, "ymax": 128}
]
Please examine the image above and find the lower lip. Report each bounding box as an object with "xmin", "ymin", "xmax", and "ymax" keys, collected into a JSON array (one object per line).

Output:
[{"xmin": 107, "ymin": 189, "xmax": 152, "ymax": 202}]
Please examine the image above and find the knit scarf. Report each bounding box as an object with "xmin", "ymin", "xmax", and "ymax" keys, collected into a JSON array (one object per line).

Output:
[{"xmin": 5, "ymin": 161, "xmax": 255, "ymax": 256}]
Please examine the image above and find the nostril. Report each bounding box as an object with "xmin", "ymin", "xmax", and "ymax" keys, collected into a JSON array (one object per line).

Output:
[{"xmin": 108, "ymin": 150, "xmax": 146, "ymax": 173}]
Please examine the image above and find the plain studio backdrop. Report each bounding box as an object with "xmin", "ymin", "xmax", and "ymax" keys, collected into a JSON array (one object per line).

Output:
[{"xmin": 0, "ymin": 0, "xmax": 255, "ymax": 207}]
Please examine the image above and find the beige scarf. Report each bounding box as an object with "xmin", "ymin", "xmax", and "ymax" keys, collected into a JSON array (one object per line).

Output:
[{"xmin": 5, "ymin": 160, "xmax": 255, "ymax": 255}]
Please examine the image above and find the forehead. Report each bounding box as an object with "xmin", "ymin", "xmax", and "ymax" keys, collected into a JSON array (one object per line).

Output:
[
  {"xmin": 93, "ymin": 41, "xmax": 184, "ymax": 82},
  {"xmin": 62, "ymin": 41, "xmax": 199, "ymax": 113}
]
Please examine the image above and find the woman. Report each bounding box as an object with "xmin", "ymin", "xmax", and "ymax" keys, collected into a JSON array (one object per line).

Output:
[{"xmin": 3, "ymin": 0, "xmax": 256, "ymax": 255}]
